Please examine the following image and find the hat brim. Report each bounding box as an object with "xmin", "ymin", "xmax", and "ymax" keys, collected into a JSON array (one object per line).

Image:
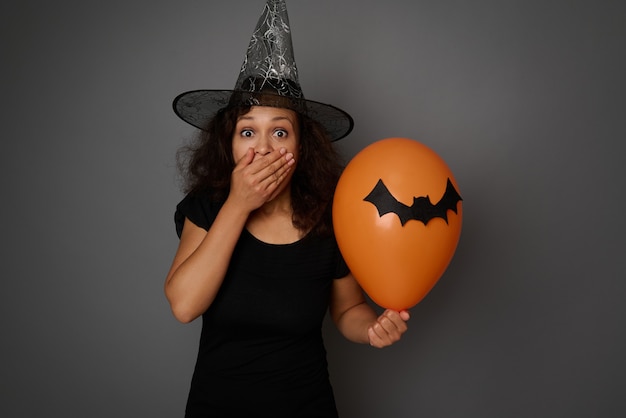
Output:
[{"xmin": 173, "ymin": 90, "xmax": 354, "ymax": 141}]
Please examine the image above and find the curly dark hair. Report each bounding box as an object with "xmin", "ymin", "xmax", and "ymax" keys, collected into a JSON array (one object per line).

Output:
[{"xmin": 177, "ymin": 105, "xmax": 346, "ymax": 237}]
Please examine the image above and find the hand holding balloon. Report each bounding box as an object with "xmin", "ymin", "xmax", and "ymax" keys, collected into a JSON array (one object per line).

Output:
[{"xmin": 368, "ymin": 309, "xmax": 410, "ymax": 348}]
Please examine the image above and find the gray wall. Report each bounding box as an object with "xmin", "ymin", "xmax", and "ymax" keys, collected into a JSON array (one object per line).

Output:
[{"xmin": 2, "ymin": 1, "xmax": 624, "ymax": 417}]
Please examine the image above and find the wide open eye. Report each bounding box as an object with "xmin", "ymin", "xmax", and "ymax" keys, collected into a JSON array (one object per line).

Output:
[
  {"xmin": 240, "ymin": 129, "xmax": 254, "ymax": 138},
  {"xmin": 274, "ymin": 129, "xmax": 288, "ymax": 138}
]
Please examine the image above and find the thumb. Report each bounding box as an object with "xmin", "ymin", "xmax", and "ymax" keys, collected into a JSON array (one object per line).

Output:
[{"xmin": 400, "ymin": 310, "xmax": 411, "ymax": 321}]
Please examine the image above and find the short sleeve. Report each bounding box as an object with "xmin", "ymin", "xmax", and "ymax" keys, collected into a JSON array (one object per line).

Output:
[{"xmin": 174, "ymin": 192, "xmax": 221, "ymax": 238}]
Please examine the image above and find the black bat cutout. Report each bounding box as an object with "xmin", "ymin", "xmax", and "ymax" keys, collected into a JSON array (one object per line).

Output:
[{"xmin": 364, "ymin": 178, "xmax": 462, "ymax": 226}]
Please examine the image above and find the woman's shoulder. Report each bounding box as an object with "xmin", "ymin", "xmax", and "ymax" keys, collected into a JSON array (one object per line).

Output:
[{"xmin": 174, "ymin": 188, "xmax": 225, "ymax": 237}]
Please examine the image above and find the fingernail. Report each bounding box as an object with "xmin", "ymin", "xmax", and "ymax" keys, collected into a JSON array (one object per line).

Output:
[{"xmin": 280, "ymin": 147, "xmax": 287, "ymax": 155}]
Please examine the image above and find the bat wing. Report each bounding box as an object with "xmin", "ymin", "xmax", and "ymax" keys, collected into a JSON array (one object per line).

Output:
[
  {"xmin": 410, "ymin": 178, "xmax": 463, "ymax": 225},
  {"xmin": 364, "ymin": 179, "xmax": 414, "ymax": 225}
]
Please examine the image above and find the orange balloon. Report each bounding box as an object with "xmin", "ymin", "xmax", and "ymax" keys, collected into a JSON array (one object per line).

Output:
[{"xmin": 333, "ymin": 138, "xmax": 463, "ymax": 310}]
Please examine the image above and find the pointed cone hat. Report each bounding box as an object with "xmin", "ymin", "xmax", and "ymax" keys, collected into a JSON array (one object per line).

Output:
[{"xmin": 173, "ymin": 0, "xmax": 353, "ymax": 141}]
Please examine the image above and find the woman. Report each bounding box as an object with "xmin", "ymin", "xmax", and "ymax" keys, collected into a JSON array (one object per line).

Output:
[{"xmin": 166, "ymin": 1, "xmax": 409, "ymax": 416}]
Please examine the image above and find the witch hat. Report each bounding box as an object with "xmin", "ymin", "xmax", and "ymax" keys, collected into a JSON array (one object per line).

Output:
[{"xmin": 173, "ymin": 0, "xmax": 353, "ymax": 141}]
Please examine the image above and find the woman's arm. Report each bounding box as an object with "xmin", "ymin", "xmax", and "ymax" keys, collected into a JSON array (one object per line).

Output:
[
  {"xmin": 329, "ymin": 273, "xmax": 409, "ymax": 347},
  {"xmin": 164, "ymin": 147, "xmax": 294, "ymax": 323},
  {"xmin": 164, "ymin": 199, "xmax": 249, "ymax": 323}
]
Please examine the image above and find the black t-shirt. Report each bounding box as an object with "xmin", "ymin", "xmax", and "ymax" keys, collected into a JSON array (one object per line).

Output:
[{"xmin": 175, "ymin": 192, "xmax": 349, "ymax": 417}]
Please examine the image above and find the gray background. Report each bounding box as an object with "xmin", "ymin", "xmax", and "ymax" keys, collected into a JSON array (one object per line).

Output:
[{"xmin": 2, "ymin": 0, "xmax": 625, "ymax": 417}]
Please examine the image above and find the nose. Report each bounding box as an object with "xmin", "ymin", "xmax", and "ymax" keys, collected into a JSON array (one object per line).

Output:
[{"xmin": 255, "ymin": 133, "xmax": 273, "ymax": 156}]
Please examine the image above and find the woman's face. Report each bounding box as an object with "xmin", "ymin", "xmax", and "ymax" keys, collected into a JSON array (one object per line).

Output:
[{"xmin": 231, "ymin": 106, "xmax": 300, "ymax": 164}]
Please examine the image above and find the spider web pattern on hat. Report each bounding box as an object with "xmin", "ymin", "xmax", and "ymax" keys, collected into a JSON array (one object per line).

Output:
[
  {"xmin": 236, "ymin": 0, "xmax": 302, "ymax": 99},
  {"xmin": 173, "ymin": 0, "xmax": 353, "ymax": 141}
]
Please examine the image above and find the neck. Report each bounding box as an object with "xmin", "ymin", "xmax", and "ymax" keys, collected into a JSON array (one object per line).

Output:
[
  {"xmin": 256, "ymin": 190, "xmax": 292, "ymax": 217},
  {"xmin": 246, "ymin": 192, "xmax": 303, "ymax": 244}
]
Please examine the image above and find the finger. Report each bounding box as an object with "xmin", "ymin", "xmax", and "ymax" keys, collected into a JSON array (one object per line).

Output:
[
  {"xmin": 384, "ymin": 309, "xmax": 409, "ymax": 324},
  {"xmin": 235, "ymin": 148, "xmax": 255, "ymax": 168},
  {"xmin": 368, "ymin": 323, "xmax": 396, "ymax": 348},
  {"xmin": 370, "ymin": 318, "xmax": 393, "ymax": 344},
  {"xmin": 376, "ymin": 311, "xmax": 407, "ymax": 342},
  {"xmin": 375, "ymin": 316, "xmax": 401, "ymax": 342},
  {"xmin": 368, "ymin": 311, "xmax": 409, "ymax": 348},
  {"xmin": 266, "ymin": 165, "xmax": 294, "ymax": 201},
  {"xmin": 379, "ymin": 311, "xmax": 401, "ymax": 330},
  {"xmin": 256, "ymin": 151, "xmax": 295, "ymax": 188},
  {"xmin": 367, "ymin": 326, "xmax": 384, "ymax": 348},
  {"xmin": 249, "ymin": 147, "xmax": 290, "ymax": 175},
  {"xmin": 400, "ymin": 310, "xmax": 411, "ymax": 322}
]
